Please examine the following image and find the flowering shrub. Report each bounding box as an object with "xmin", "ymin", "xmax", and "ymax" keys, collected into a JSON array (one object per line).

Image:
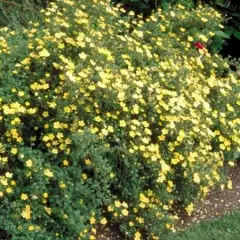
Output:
[
  {"xmin": 0, "ymin": 0, "xmax": 49, "ymax": 27},
  {"xmin": 112, "ymin": 0, "xmax": 194, "ymax": 15},
  {"xmin": 0, "ymin": 0, "xmax": 239, "ymax": 239}
]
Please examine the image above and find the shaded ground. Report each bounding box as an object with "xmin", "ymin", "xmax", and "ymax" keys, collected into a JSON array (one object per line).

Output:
[
  {"xmin": 0, "ymin": 229, "xmax": 10, "ymax": 240},
  {"xmin": 97, "ymin": 224, "xmax": 124, "ymax": 240}
]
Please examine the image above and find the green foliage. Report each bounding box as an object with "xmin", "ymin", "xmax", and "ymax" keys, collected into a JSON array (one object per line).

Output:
[
  {"xmin": 0, "ymin": 0, "xmax": 239, "ymax": 239},
  {"xmin": 209, "ymin": 0, "xmax": 240, "ymax": 31},
  {"xmin": 112, "ymin": 0, "xmax": 240, "ymax": 57},
  {"xmin": 0, "ymin": 0, "xmax": 49, "ymax": 27},
  {"xmin": 207, "ymin": 1, "xmax": 240, "ymax": 55},
  {"xmin": 112, "ymin": 0, "xmax": 194, "ymax": 15}
]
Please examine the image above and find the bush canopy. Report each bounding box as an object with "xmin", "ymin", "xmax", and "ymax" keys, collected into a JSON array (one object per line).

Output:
[{"xmin": 0, "ymin": 0, "xmax": 239, "ymax": 239}]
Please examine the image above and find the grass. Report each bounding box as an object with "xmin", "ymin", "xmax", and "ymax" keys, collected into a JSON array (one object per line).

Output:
[{"xmin": 164, "ymin": 210, "xmax": 240, "ymax": 240}]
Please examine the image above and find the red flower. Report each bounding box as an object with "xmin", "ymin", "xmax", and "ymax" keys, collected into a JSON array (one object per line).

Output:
[{"xmin": 194, "ymin": 41, "xmax": 205, "ymax": 50}]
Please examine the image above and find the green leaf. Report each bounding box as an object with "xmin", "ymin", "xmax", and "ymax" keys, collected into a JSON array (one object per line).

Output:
[
  {"xmin": 224, "ymin": 29, "xmax": 234, "ymax": 36},
  {"xmin": 233, "ymin": 31, "xmax": 240, "ymax": 40},
  {"xmin": 215, "ymin": 30, "xmax": 231, "ymax": 39}
]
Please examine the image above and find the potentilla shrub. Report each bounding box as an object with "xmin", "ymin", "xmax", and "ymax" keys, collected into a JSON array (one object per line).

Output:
[
  {"xmin": 0, "ymin": 1, "xmax": 49, "ymax": 27},
  {"xmin": 0, "ymin": 0, "xmax": 239, "ymax": 239}
]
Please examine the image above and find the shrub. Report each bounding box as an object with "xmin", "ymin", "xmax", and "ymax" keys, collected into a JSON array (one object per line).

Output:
[
  {"xmin": 112, "ymin": 0, "xmax": 195, "ymax": 15},
  {"xmin": 209, "ymin": 0, "xmax": 240, "ymax": 57},
  {"xmin": 0, "ymin": 0, "xmax": 239, "ymax": 239},
  {"xmin": 0, "ymin": 0, "xmax": 49, "ymax": 27},
  {"xmin": 112, "ymin": 0, "xmax": 240, "ymax": 57}
]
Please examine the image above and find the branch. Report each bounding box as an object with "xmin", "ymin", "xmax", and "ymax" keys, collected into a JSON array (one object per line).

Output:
[{"xmin": 0, "ymin": 0, "xmax": 18, "ymax": 6}]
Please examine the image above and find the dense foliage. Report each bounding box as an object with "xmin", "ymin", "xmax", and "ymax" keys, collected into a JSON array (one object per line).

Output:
[
  {"xmin": 210, "ymin": 0, "xmax": 240, "ymax": 57},
  {"xmin": 0, "ymin": 0, "xmax": 49, "ymax": 27},
  {"xmin": 112, "ymin": 0, "xmax": 195, "ymax": 15},
  {"xmin": 0, "ymin": 0, "xmax": 239, "ymax": 239},
  {"xmin": 112, "ymin": 0, "xmax": 240, "ymax": 57}
]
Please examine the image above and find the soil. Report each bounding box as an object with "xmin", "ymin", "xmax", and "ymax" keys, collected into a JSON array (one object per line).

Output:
[
  {"xmin": 97, "ymin": 224, "xmax": 124, "ymax": 240},
  {"xmin": 0, "ymin": 229, "xmax": 10, "ymax": 240}
]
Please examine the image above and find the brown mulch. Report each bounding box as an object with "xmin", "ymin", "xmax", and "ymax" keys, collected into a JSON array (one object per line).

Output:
[{"xmin": 97, "ymin": 224, "xmax": 124, "ymax": 240}]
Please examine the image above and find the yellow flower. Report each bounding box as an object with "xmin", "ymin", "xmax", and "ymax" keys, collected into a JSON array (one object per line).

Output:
[
  {"xmin": 199, "ymin": 34, "xmax": 208, "ymax": 43},
  {"xmin": 79, "ymin": 52, "xmax": 87, "ymax": 60},
  {"xmin": 193, "ymin": 173, "xmax": 200, "ymax": 184},
  {"xmin": 108, "ymin": 205, "xmax": 113, "ymax": 212},
  {"xmin": 140, "ymin": 193, "xmax": 149, "ymax": 203},
  {"xmin": 121, "ymin": 209, "xmax": 129, "ymax": 216},
  {"xmin": 45, "ymin": 207, "xmax": 52, "ymax": 215},
  {"xmin": 82, "ymin": 173, "xmax": 87, "ymax": 180},
  {"xmin": 39, "ymin": 48, "xmax": 50, "ymax": 57},
  {"xmin": 28, "ymin": 225, "xmax": 35, "ymax": 231},
  {"xmin": 18, "ymin": 91, "xmax": 25, "ymax": 97},
  {"xmin": 171, "ymin": 158, "xmax": 180, "ymax": 165},
  {"xmin": 63, "ymin": 160, "xmax": 69, "ymax": 166},
  {"xmin": 85, "ymin": 159, "xmax": 92, "ymax": 165},
  {"xmin": 11, "ymin": 148, "xmax": 18, "ymax": 155},
  {"xmin": 22, "ymin": 205, "xmax": 32, "ymax": 220},
  {"xmin": 166, "ymin": 223, "xmax": 171, "ymax": 229},
  {"xmin": 185, "ymin": 203, "xmax": 194, "ymax": 216},
  {"xmin": 227, "ymin": 180, "xmax": 233, "ymax": 190},
  {"xmin": 177, "ymin": 4, "xmax": 185, "ymax": 9},
  {"xmin": 201, "ymin": 17, "xmax": 208, "ymax": 23},
  {"xmin": 42, "ymin": 111, "xmax": 49, "ymax": 118},
  {"xmin": 134, "ymin": 231, "xmax": 141, "ymax": 240},
  {"xmin": 117, "ymin": 91, "xmax": 125, "ymax": 100},
  {"xmin": 43, "ymin": 192, "xmax": 48, "ymax": 198},
  {"xmin": 49, "ymin": 102, "xmax": 56, "ymax": 108},
  {"xmin": 129, "ymin": 221, "xmax": 134, "ymax": 227},
  {"xmin": 26, "ymin": 160, "xmax": 32, "ymax": 168},
  {"xmin": 100, "ymin": 218, "xmax": 107, "ymax": 225},
  {"xmin": 44, "ymin": 169, "xmax": 54, "ymax": 178},
  {"xmin": 228, "ymin": 161, "xmax": 235, "ymax": 167},
  {"xmin": 119, "ymin": 120, "xmax": 126, "ymax": 127},
  {"xmin": 60, "ymin": 182, "xmax": 66, "ymax": 188},
  {"xmin": 90, "ymin": 217, "xmax": 96, "ymax": 224},
  {"xmin": 5, "ymin": 172, "xmax": 13, "ymax": 178},
  {"xmin": 6, "ymin": 187, "xmax": 12, "ymax": 194},
  {"xmin": 114, "ymin": 200, "xmax": 121, "ymax": 208},
  {"xmin": 21, "ymin": 193, "xmax": 28, "ymax": 200},
  {"xmin": 1, "ymin": 178, "xmax": 8, "ymax": 186}
]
